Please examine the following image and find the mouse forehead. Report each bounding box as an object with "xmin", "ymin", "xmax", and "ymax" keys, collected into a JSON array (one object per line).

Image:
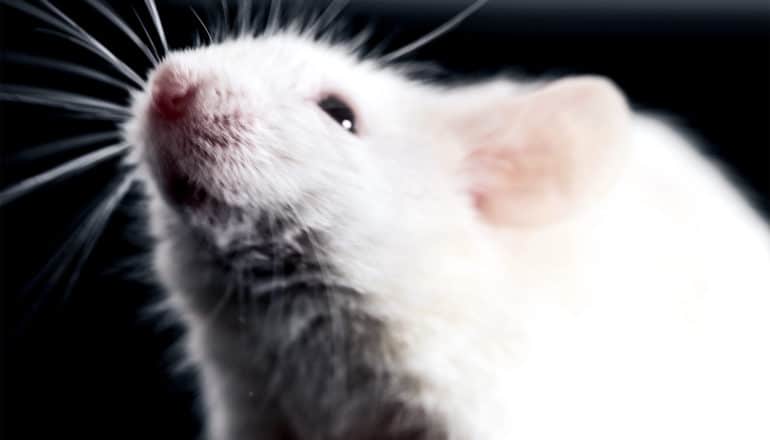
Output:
[
  {"xmin": 167, "ymin": 33, "xmax": 382, "ymax": 97},
  {"xmin": 146, "ymin": 32, "xmax": 430, "ymax": 140}
]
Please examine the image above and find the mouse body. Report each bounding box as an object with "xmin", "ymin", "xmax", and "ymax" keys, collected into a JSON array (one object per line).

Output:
[{"xmin": 125, "ymin": 31, "xmax": 770, "ymax": 440}]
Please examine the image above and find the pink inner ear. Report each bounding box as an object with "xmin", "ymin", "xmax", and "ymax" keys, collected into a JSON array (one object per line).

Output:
[
  {"xmin": 468, "ymin": 144, "xmax": 575, "ymax": 226},
  {"xmin": 461, "ymin": 76, "xmax": 631, "ymax": 227}
]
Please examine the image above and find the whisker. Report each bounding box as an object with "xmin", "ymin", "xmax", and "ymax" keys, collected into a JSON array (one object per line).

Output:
[
  {"xmin": 379, "ymin": 0, "xmax": 487, "ymax": 63},
  {"xmin": 38, "ymin": 0, "xmax": 146, "ymax": 86},
  {"xmin": 7, "ymin": 0, "xmax": 129, "ymax": 75},
  {"xmin": 0, "ymin": 84, "xmax": 131, "ymax": 118},
  {"xmin": 16, "ymin": 173, "xmax": 137, "ymax": 334},
  {"xmin": 190, "ymin": 6, "xmax": 213, "ymax": 46},
  {"xmin": 83, "ymin": 0, "xmax": 160, "ymax": 65},
  {"xmin": 0, "ymin": 142, "xmax": 131, "ymax": 207},
  {"xmin": 34, "ymin": 27, "xmax": 145, "ymax": 86},
  {"xmin": 236, "ymin": 0, "xmax": 254, "ymax": 37},
  {"xmin": 144, "ymin": 0, "xmax": 168, "ymax": 55},
  {"xmin": 10, "ymin": 131, "xmax": 120, "ymax": 162},
  {"xmin": 311, "ymin": 0, "xmax": 350, "ymax": 38},
  {"xmin": 363, "ymin": 29, "xmax": 396, "ymax": 60},
  {"xmin": 349, "ymin": 25, "xmax": 376, "ymax": 55},
  {"xmin": 3, "ymin": 0, "xmax": 77, "ymax": 40},
  {"xmin": 33, "ymin": 27, "xmax": 144, "ymax": 85},
  {"xmin": 266, "ymin": 0, "xmax": 284, "ymax": 35},
  {"xmin": 56, "ymin": 111, "xmax": 128, "ymax": 122},
  {"xmin": 132, "ymin": 7, "xmax": 161, "ymax": 62},
  {"xmin": 61, "ymin": 174, "xmax": 138, "ymax": 298},
  {"xmin": 216, "ymin": 0, "xmax": 230, "ymax": 41},
  {"xmin": 3, "ymin": 52, "xmax": 135, "ymax": 92}
]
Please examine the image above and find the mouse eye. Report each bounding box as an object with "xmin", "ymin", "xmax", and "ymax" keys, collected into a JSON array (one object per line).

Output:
[{"xmin": 318, "ymin": 95, "xmax": 357, "ymax": 134}]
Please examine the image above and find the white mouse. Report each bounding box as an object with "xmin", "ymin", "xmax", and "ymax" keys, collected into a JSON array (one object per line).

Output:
[
  {"xmin": 120, "ymin": 23, "xmax": 770, "ymax": 439},
  {"xmin": 3, "ymin": 1, "xmax": 767, "ymax": 438}
]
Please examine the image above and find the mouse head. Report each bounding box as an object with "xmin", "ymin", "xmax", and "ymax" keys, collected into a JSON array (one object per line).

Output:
[{"xmin": 125, "ymin": 31, "xmax": 629, "ymax": 301}]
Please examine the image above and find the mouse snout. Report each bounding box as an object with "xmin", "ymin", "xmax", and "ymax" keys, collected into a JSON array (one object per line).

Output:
[{"xmin": 150, "ymin": 64, "xmax": 199, "ymax": 121}]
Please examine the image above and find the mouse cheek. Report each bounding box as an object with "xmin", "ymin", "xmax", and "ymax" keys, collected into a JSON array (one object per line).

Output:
[{"xmin": 141, "ymin": 110, "xmax": 257, "ymax": 210}]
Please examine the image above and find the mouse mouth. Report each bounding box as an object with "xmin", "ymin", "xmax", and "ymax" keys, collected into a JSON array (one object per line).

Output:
[
  {"xmin": 142, "ymin": 99, "xmax": 241, "ymax": 210},
  {"xmin": 142, "ymin": 117, "xmax": 253, "ymax": 214},
  {"xmin": 150, "ymin": 154, "xmax": 211, "ymax": 208},
  {"xmin": 140, "ymin": 110, "xmax": 234, "ymax": 213},
  {"xmin": 139, "ymin": 60, "xmax": 264, "ymax": 217}
]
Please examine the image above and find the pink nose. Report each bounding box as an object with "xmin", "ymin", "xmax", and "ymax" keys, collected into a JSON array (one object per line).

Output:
[{"xmin": 151, "ymin": 65, "xmax": 197, "ymax": 121}]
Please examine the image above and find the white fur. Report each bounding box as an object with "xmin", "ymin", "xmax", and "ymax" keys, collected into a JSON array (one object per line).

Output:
[
  {"xmin": 377, "ymin": 114, "xmax": 770, "ymax": 440},
  {"xmin": 127, "ymin": 32, "xmax": 770, "ymax": 439}
]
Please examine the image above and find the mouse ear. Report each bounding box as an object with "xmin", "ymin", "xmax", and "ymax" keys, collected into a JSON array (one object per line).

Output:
[{"xmin": 458, "ymin": 76, "xmax": 631, "ymax": 227}]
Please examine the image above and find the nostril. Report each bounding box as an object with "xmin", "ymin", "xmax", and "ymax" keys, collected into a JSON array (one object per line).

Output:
[{"xmin": 151, "ymin": 65, "xmax": 198, "ymax": 121}]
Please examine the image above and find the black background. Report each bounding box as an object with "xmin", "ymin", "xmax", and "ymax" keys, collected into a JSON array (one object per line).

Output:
[{"xmin": 1, "ymin": 1, "xmax": 768, "ymax": 438}]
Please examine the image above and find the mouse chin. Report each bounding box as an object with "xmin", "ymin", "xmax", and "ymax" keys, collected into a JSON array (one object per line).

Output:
[
  {"xmin": 161, "ymin": 168, "xmax": 210, "ymax": 209},
  {"xmin": 145, "ymin": 151, "xmax": 221, "ymax": 214}
]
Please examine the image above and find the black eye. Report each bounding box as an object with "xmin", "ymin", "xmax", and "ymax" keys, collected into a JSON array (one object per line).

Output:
[{"xmin": 318, "ymin": 95, "xmax": 357, "ymax": 134}]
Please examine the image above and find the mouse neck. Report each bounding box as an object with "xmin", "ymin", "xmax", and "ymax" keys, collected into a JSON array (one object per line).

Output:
[
  {"xmin": 191, "ymin": 283, "xmax": 444, "ymax": 439},
  {"xmin": 160, "ymin": 218, "xmax": 446, "ymax": 439}
]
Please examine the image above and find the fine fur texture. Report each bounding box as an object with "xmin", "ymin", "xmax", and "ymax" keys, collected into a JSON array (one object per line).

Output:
[
  {"xmin": 3, "ymin": 1, "xmax": 766, "ymax": 439},
  {"xmin": 123, "ymin": 29, "xmax": 770, "ymax": 439}
]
